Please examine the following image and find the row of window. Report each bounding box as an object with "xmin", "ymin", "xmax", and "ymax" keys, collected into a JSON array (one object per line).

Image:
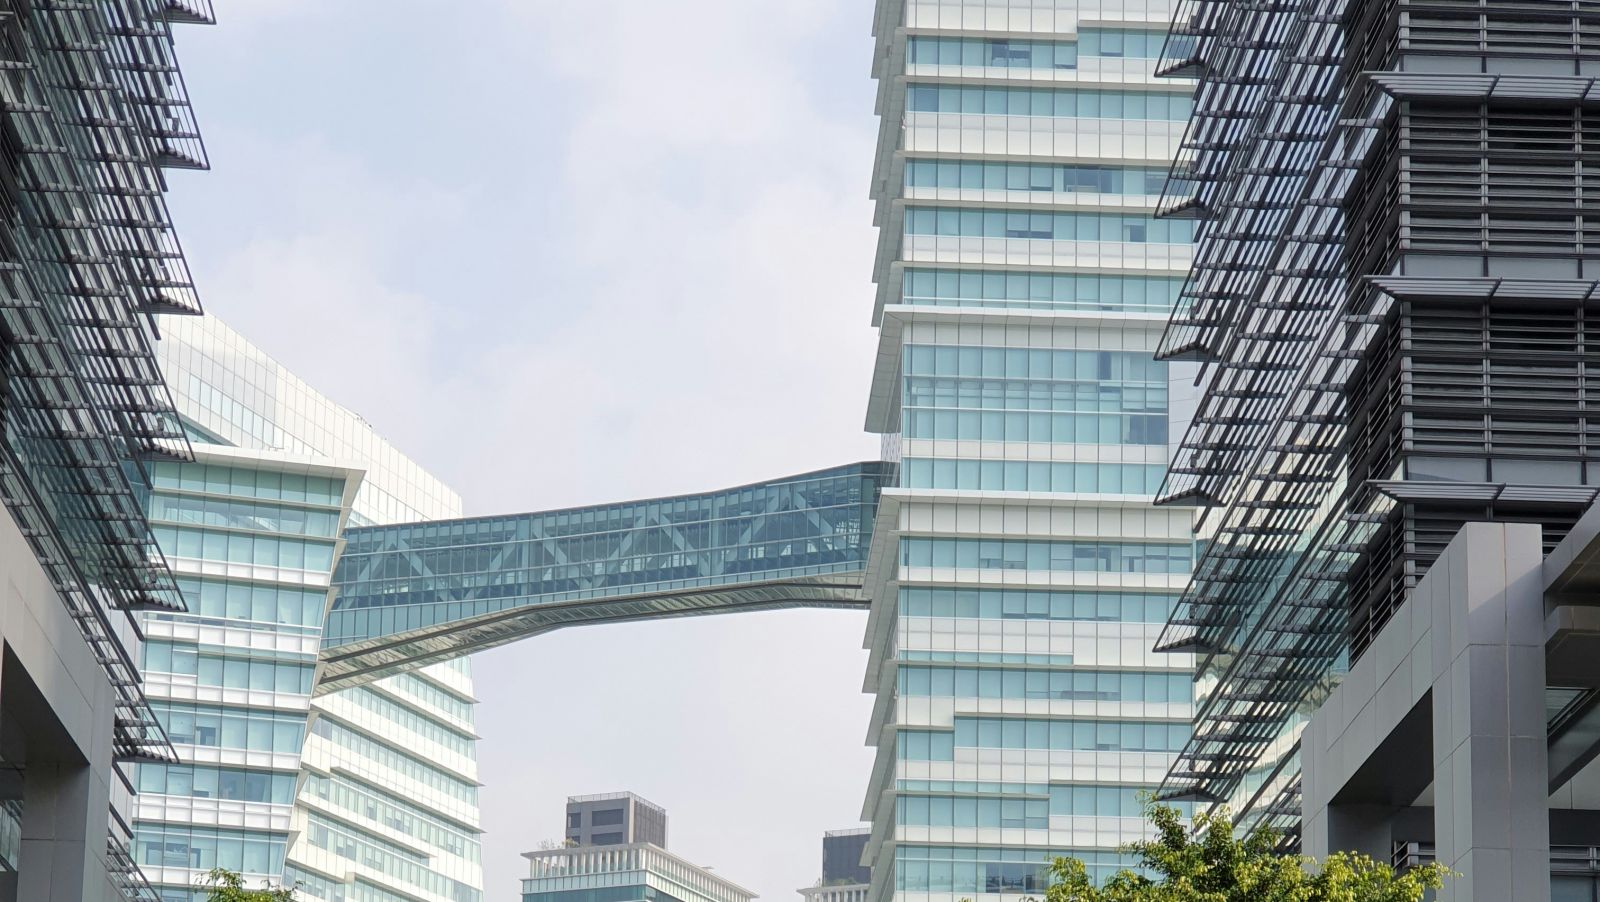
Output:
[
  {"xmin": 147, "ymin": 459, "xmax": 345, "ymax": 506},
  {"xmin": 135, "ymin": 762, "xmax": 298, "ymax": 805},
  {"xmin": 340, "ymin": 686, "xmax": 478, "ymax": 758},
  {"xmin": 150, "ymin": 491, "xmax": 342, "ymax": 538},
  {"xmin": 899, "ymin": 794, "xmax": 1051, "ymax": 829},
  {"xmin": 386, "ymin": 673, "xmax": 476, "ymax": 723},
  {"xmin": 907, "ymin": 85, "xmax": 1195, "ymax": 121},
  {"xmin": 904, "ymin": 409, "xmax": 1168, "ymax": 445},
  {"xmin": 908, "ymin": 460, "xmax": 1171, "ymax": 495},
  {"xmin": 134, "ymin": 824, "xmax": 286, "ymax": 876},
  {"xmin": 339, "ymin": 517, "xmax": 855, "ymax": 584},
  {"xmin": 894, "ymin": 845, "xmax": 1128, "ymax": 892},
  {"xmin": 957, "ymin": 717, "xmax": 1188, "ymax": 751},
  {"xmin": 897, "ymin": 666, "xmax": 1191, "ymax": 704},
  {"xmin": 310, "ymin": 718, "xmax": 479, "ymax": 804},
  {"xmin": 899, "ymin": 588, "xmax": 1179, "ymax": 623},
  {"xmin": 895, "ymin": 781, "xmax": 1186, "ymax": 819},
  {"xmin": 902, "ymin": 719, "xmax": 1190, "ymax": 761},
  {"xmin": 901, "ymin": 269, "xmax": 1183, "ymax": 313},
  {"xmin": 906, "ymin": 377, "xmax": 1165, "ymax": 414},
  {"xmin": 302, "ymin": 774, "xmax": 482, "ymax": 862},
  {"xmin": 905, "ymin": 346, "xmax": 1166, "ymax": 382},
  {"xmin": 309, "ymin": 810, "xmax": 424, "ymax": 863},
  {"xmin": 899, "ymin": 650, "xmax": 1075, "ymax": 667},
  {"xmin": 898, "ymin": 779, "xmax": 1049, "ymax": 794},
  {"xmin": 284, "ymin": 867, "xmax": 422, "ymax": 902},
  {"xmin": 907, "ymin": 377, "xmax": 1164, "ymax": 415},
  {"xmin": 153, "ymin": 702, "xmax": 305, "ymax": 754},
  {"xmin": 304, "ymin": 813, "xmax": 482, "ymax": 902},
  {"xmin": 144, "ymin": 640, "xmax": 315, "ymax": 695},
  {"xmin": 899, "ymin": 716, "xmax": 1189, "ymax": 759},
  {"xmin": 901, "ymin": 537, "xmax": 1191, "ymax": 574},
  {"xmin": 900, "ymin": 459, "xmax": 1170, "ymax": 497},
  {"xmin": 153, "ymin": 524, "xmax": 337, "ymax": 572},
  {"xmin": 341, "ymin": 471, "xmax": 874, "ymax": 551},
  {"xmin": 906, "ymin": 159, "xmax": 1168, "ymax": 196},
  {"xmin": 905, "ymin": 207, "xmax": 1196, "ymax": 244},
  {"xmin": 172, "ymin": 576, "xmax": 330, "ymax": 630},
  {"xmin": 907, "ymin": 31, "xmax": 1175, "ymax": 69}
]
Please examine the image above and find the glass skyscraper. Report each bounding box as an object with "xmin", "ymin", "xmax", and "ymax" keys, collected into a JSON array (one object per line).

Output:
[
  {"xmin": 859, "ymin": 1, "xmax": 1197, "ymax": 898},
  {"xmin": 145, "ymin": 315, "xmax": 484, "ymax": 902}
]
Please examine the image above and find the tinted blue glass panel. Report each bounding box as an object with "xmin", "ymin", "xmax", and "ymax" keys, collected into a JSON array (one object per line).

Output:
[
  {"xmin": 905, "ymin": 31, "xmax": 1169, "ymax": 70},
  {"xmin": 902, "ymin": 346, "xmax": 1168, "ymax": 444},
  {"xmin": 900, "ymin": 537, "xmax": 1192, "ymax": 573},
  {"xmin": 900, "ymin": 269, "xmax": 1182, "ymax": 313},
  {"xmin": 905, "ymin": 85, "xmax": 1193, "ymax": 120},
  {"xmin": 904, "ymin": 207, "xmax": 1195, "ymax": 243},
  {"xmin": 895, "ymin": 845, "xmax": 1129, "ymax": 892},
  {"xmin": 905, "ymin": 160, "xmax": 1168, "ymax": 196},
  {"xmin": 323, "ymin": 462, "xmax": 893, "ymax": 688},
  {"xmin": 897, "ymin": 666, "xmax": 1190, "ymax": 702},
  {"xmin": 899, "ymin": 587, "xmax": 1177, "ymax": 622},
  {"xmin": 900, "ymin": 458, "xmax": 1169, "ymax": 494}
]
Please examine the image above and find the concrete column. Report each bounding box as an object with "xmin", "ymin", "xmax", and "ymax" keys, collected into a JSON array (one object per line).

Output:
[
  {"xmin": 1325, "ymin": 803, "xmax": 1395, "ymax": 862},
  {"xmin": 1302, "ymin": 522, "xmax": 1553, "ymax": 901},
  {"xmin": 1430, "ymin": 523, "xmax": 1550, "ymax": 902},
  {"xmin": 17, "ymin": 759, "xmax": 103, "ymax": 902}
]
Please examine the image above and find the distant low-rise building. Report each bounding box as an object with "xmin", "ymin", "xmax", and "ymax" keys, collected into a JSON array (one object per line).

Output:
[{"xmin": 523, "ymin": 842, "xmax": 755, "ymax": 902}]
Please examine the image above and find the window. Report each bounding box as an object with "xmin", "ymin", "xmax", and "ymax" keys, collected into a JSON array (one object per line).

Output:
[
  {"xmin": 590, "ymin": 807, "xmax": 626, "ymax": 827},
  {"xmin": 590, "ymin": 832, "xmax": 624, "ymax": 845}
]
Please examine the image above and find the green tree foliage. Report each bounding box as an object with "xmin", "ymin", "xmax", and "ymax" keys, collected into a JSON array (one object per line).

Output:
[
  {"xmin": 197, "ymin": 867, "xmax": 298, "ymax": 902},
  {"xmin": 1044, "ymin": 804, "xmax": 1450, "ymax": 902}
]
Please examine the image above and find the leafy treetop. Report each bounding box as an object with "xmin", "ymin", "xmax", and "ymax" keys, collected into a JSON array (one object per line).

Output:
[
  {"xmin": 197, "ymin": 867, "xmax": 298, "ymax": 902},
  {"xmin": 1042, "ymin": 804, "xmax": 1451, "ymax": 902}
]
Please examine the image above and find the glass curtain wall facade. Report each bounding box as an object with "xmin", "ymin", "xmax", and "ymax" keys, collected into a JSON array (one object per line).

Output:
[
  {"xmin": 861, "ymin": 1, "xmax": 1196, "ymax": 898},
  {"xmin": 133, "ymin": 446, "xmax": 361, "ymax": 900},
  {"xmin": 321, "ymin": 462, "xmax": 890, "ymax": 690},
  {"xmin": 152, "ymin": 315, "xmax": 484, "ymax": 902}
]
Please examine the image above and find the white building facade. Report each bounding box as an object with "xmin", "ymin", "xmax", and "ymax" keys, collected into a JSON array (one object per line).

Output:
[
  {"xmin": 860, "ymin": 1, "xmax": 1195, "ymax": 898},
  {"xmin": 145, "ymin": 315, "xmax": 484, "ymax": 902},
  {"xmin": 522, "ymin": 842, "xmax": 756, "ymax": 902}
]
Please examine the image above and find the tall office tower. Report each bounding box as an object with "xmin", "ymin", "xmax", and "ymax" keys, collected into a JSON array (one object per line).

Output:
[
  {"xmin": 522, "ymin": 842, "xmax": 756, "ymax": 902},
  {"xmin": 861, "ymin": 1, "xmax": 1198, "ymax": 897},
  {"xmin": 151, "ymin": 315, "xmax": 484, "ymax": 902},
  {"xmin": 565, "ymin": 792, "xmax": 669, "ymax": 848},
  {"xmin": 0, "ymin": 1, "xmax": 212, "ymax": 899},
  {"xmin": 1153, "ymin": 0, "xmax": 1600, "ymax": 897}
]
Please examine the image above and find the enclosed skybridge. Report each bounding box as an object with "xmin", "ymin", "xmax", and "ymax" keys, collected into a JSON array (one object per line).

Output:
[{"xmin": 317, "ymin": 462, "xmax": 893, "ymax": 691}]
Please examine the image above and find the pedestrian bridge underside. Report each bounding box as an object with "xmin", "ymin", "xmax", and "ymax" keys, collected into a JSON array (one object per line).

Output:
[{"xmin": 316, "ymin": 462, "xmax": 892, "ymax": 692}]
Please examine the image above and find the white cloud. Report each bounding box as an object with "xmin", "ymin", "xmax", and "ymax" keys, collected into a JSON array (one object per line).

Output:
[{"xmin": 167, "ymin": 1, "xmax": 884, "ymax": 896}]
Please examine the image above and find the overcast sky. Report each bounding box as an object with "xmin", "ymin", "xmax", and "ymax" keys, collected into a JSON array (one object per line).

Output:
[{"xmin": 162, "ymin": 2, "xmax": 882, "ymax": 899}]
